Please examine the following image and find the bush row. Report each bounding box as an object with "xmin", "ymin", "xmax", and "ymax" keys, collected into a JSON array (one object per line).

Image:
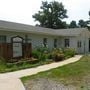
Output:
[{"xmin": 32, "ymin": 47, "xmax": 76, "ymax": 62}]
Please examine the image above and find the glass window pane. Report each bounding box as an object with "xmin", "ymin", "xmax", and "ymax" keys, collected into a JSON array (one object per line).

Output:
[
  {"xmin": 65, "ymin": 39, "xmax": 69, "ymax": 47},
  {"xmin": 43, "ymin": 38, "xmax": 47, "ymax": 47},
  {"xmin": 0, "ymin": 36, "xmax": 6, "ymax": 43},
  {"xmin": 54, "ymin": 39, "xmax": 57, "ymax": 48}
]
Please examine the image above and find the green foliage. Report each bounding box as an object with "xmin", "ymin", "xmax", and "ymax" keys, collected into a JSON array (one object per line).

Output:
[
  {"xmin": 33, "ymin": 1, "xmax": 68, "ymax": 29},
  {"xmin": 39, "ymin": 53, "xmax": 48, "ymax": 61},
  {"xmin": 0, "ymin": 57, "xmax": 7, "ymax": 72},
  {"xmin": 0, "ymin": 47, "xmax": 76, "ymax": 73},
  {"xmin": 51, "ymin": 48, "xmax": 64, "ymax": 61},
  {"xmin": 48, "ymin": 48, "xmax": 75, "ymax": 61},
  {"xmin": 36, "ymin": 47, "xmax": 49, "ymax": 53},
  {"xmin": 32, "ymin": 50, "xmax": 41, "ymax": 59},
  {"xmin": 47, "ymin": 53, "xmax": 52, "ymax": 59},
  {"xmin": 0, "ymin": 57, "xmax": 6, "ymax": 64},
  {"xmin": 63, "ymin": 48, "xmax": 75, "ymax": 58},
  {"xmin": 0, "ymin": 58, "xmax": 53, "ymax": 73},
  {"xmin": 32, "ymin": 47, "xmax": 49, "ymax": 61},
  {"xmin": 6, "ymin": 60, "xmax": 39, "ymax": 68},
  {"xmin": 32, "ymin": 47, "xmax": 75, "ymax": 62},
  {"xmin": 69, "ymin": 20, "xmax": 78, "ymax": 28},
  {"xmin": 78, "ymin": 19, "xmax": 87, "ymax": 28},
  {"xmin": 89, "ymin": 11, "xmax": 90, "ymax": 16}
]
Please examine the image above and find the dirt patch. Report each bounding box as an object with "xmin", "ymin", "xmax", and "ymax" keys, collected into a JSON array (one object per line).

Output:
[
  {"xmin": 82, "ymin": 75, "xmax": 90, "ymax": 89},
  {"xmin": 24, "ymin": 78, "xmax": 77, "ymax": 90}
]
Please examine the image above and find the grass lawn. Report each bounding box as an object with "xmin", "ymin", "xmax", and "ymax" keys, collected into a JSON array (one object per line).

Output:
[{"xmin": 21, "ymin": 55, "xmax": 90, "ymax": 89}]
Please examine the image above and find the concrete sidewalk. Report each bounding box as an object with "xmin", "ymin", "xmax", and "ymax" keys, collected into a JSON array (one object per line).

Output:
[{"xmin": 0, "ymin": 55, "xmax": 82, "ymax": 90}]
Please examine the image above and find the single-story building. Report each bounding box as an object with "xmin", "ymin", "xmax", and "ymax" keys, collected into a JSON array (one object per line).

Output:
[{"xmin": 0, "ymin": 20, "xmax": 90, "ymax": 60}]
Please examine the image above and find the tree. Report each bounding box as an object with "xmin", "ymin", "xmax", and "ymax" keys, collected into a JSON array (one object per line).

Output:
[
  {"xmin": 78, "ymin": 19, "xmax": 87, "ymax": 28},
  {"xmin": 89, "ymin": 11, "xmax": 90, "ymax": 17},
  {"xmin": 87, "ymin": 11, "xmax": 90, "ymax": 29},
  {"xmin": 69, "ymin": 20, "xmax": 78, "ymax": 28},
  {"xmin": 85, "ymin": 11, "xmax": 90, "ymax": 26},
  {"xmin": 88, "ymin": 11, "xmax": 90, "ymax": 23},
  {"xmin": 32, "ymin": 1, "xmax": 68, "ymax": 29}
]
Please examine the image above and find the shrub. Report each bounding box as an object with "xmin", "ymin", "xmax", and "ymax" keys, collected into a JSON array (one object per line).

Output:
[
  {"xmin": 54, "ymin": 53, "xmax": 64, "ymax": 62},
  {"xmin": 0, "ymin": 57, "xmax": 6, "ymax": 64},
  {"xmin": 36, "ymin": 46, "xmax": 49, "ymax": 53},
  {"xmin": 51, "ymin": 48, "xmax": 64, "ymax": 61},
  {"xmin": 63, "ymin": 48, "xmax": 75, "ymax": 58},
  {"xmin": 32, "ymin": 47, "xmax": 50, "ymax": 61},
  {"xmin": 47, "ymin": 53, "xmax": 52, "ymax": 59},
  {"xmin": 39, "ymin": 53, "xmax": 47, "ymax": 61},
  {"xmin": 32, "ymin": 47, "xmax": 75, "ymax": 62},
  {"xmin": 32, "ymin": 50, "xmax": 40, "ymax": 59}
]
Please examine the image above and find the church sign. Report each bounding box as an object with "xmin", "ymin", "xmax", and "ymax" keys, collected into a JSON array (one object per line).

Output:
[{"xmin": 12, "ymin": 36, "xmax": 23, "ymax": 58}]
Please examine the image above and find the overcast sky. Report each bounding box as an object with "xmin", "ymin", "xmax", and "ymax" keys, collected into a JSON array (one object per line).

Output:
[{"xmin": 0, "ymin": 0, "xmax": 90, "ymax": 25}]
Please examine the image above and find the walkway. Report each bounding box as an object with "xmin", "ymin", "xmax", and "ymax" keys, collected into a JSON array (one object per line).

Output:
[{"xmin": 0, "ymin": 55, "xmax": 82, "ymax": 90}]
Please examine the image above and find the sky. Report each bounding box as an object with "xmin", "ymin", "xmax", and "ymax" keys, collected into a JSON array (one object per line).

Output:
[{"xmin": 0, "ymin": 0, "xmax": 90, "ymax": 25}]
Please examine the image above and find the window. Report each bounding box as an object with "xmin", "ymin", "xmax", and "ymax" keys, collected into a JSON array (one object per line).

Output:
[
  {"xmin": 0, "ymin": 35, "xmax": 6, "ymax": 43},
  {"xmin": 25, "ymin": 35, "xmax": 31, "ymax": 43},
  {"xmin": 65, "ymin": 39, "xmax": 69, "ymax": 47},
  {"xmin": 77, "ymin": 41, "xmax": 81, "ymax": 48},
  {"xmin": 54, "ymin": 39, "xmax": 57, "ymax": 48},
  {"xmin": 43, "ymin": 38, "xmax": 47, "ymax": 47}
]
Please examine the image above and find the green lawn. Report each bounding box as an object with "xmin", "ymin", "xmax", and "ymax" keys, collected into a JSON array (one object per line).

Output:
[{"xmin": 21, "ymin": 55, "xmax": 90, "ymax": 89}]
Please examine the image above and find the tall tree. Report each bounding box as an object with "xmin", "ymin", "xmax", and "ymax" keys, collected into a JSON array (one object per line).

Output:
[
  {"xmin": 69, "ymin": 20, "xmax": 78, "ymax": 28},
  {"xmin": 85, "ymin": 11, "xmax": 90, "ymax": 26},
  {"xmin": 32, "ymin": 1, "xmax": 68, "ymax": 29},
  {"xmin": 88, "ymin": 11, "xmax": 90, "ymax": 23},
  {"xmin": 87, "ymin": 11, "xmax": 90, "ymax": 29},
  {"xmin": 89, "ymin": 11, "xmax": 90, "ymax": 17},
  {"xmin": 78, "ymin": 19, "xmax": 87, "ymax": 28}
]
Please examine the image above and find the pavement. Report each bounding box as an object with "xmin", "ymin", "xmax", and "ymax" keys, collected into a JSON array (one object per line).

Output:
[{"xmin": 0, "ymin": 55, "xmax": 82, "ymax": 90}]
